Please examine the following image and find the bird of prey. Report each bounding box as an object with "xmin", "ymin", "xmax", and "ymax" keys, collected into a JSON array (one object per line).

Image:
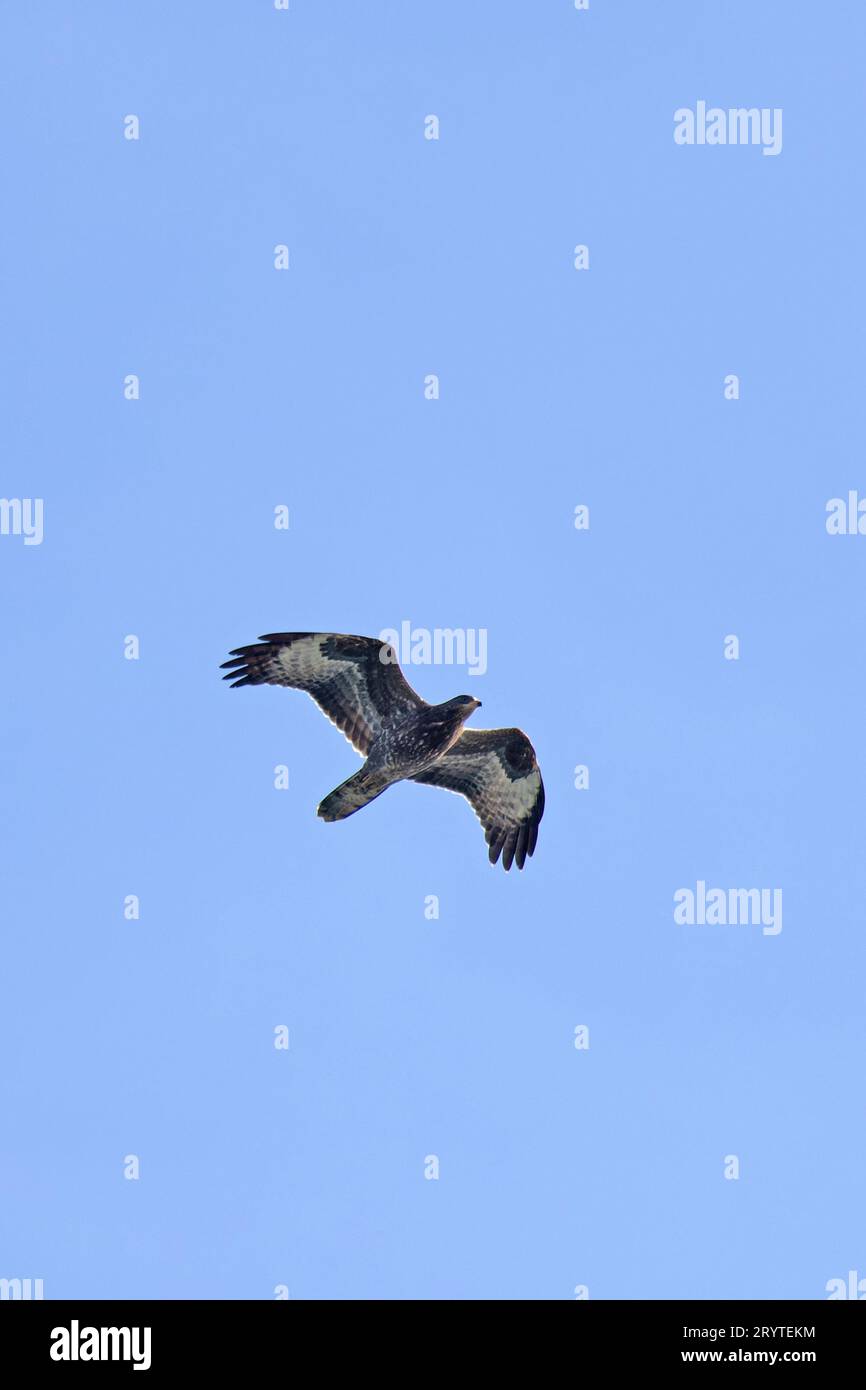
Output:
[{"xmin": 221, "ymin": 632, "xmax": 545, "ymax": 870}]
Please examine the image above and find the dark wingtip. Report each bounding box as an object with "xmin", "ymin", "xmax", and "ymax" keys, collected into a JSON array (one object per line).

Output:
[{"xmin": 501, "ymin": 833, "xmax": 517, "ymax": 872}]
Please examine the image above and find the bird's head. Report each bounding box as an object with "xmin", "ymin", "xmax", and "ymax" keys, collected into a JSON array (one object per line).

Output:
[{"xmin": 447, "ymin": 694, "xmax": 482, "ymax": 718}]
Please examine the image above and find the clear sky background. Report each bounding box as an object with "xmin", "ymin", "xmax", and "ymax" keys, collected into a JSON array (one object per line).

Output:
[{"xmin": 1, "ymin": 1, "xmax": 864, "ymax": 1300}]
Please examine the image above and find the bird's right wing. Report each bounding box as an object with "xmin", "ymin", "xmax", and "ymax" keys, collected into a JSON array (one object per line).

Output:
[
  {"xmin": 221, "ymin": 632, "xmax": 426, "ymax": 756},
  {"xmin": 413, "ymin": 727, "xmax": 545, "ymax": 870}
]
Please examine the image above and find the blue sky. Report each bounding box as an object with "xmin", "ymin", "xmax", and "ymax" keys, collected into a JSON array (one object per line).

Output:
[{"xmin": 1, "ymin": 1, "xmax": 864, "ymax": 1299}]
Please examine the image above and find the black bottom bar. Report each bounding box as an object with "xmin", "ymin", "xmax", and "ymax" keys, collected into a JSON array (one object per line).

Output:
[{"xmin": 1, "ymin": 1297, "xmax": 859, "ymax": 1374}]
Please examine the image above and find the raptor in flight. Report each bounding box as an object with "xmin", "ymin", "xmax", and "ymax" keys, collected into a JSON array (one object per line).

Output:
[{"xmin": 221, "ymin": 632, "xmax": 544, "ymax": 870}]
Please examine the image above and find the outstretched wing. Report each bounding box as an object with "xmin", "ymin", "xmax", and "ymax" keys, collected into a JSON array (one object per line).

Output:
[
  {"xmin": 413, "ymin": 728, "xmax": 544, "ymax": 871},
  {"xmin": 221, "ymin": 632, "xmax": 426, "ymax": 755}
]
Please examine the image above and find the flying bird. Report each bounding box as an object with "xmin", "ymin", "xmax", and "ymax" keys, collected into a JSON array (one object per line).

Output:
[{"xmin": 221, "ymin": 632, "xmax": 544, "ymax": 870}]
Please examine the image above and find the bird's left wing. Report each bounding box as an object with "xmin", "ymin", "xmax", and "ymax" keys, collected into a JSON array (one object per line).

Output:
[
  {"xmin": 221, "ymin": 632, "xmax": 425, "ymax": 756},
  {"xmin": 412, "ymin": 727, "xmax": 544, "ymax": 870}
]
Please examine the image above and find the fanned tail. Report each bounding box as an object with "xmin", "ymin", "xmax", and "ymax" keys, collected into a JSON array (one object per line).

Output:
[{"xmin": 317, "ymin": 768, "xmax": 392, "ymax": 822}]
